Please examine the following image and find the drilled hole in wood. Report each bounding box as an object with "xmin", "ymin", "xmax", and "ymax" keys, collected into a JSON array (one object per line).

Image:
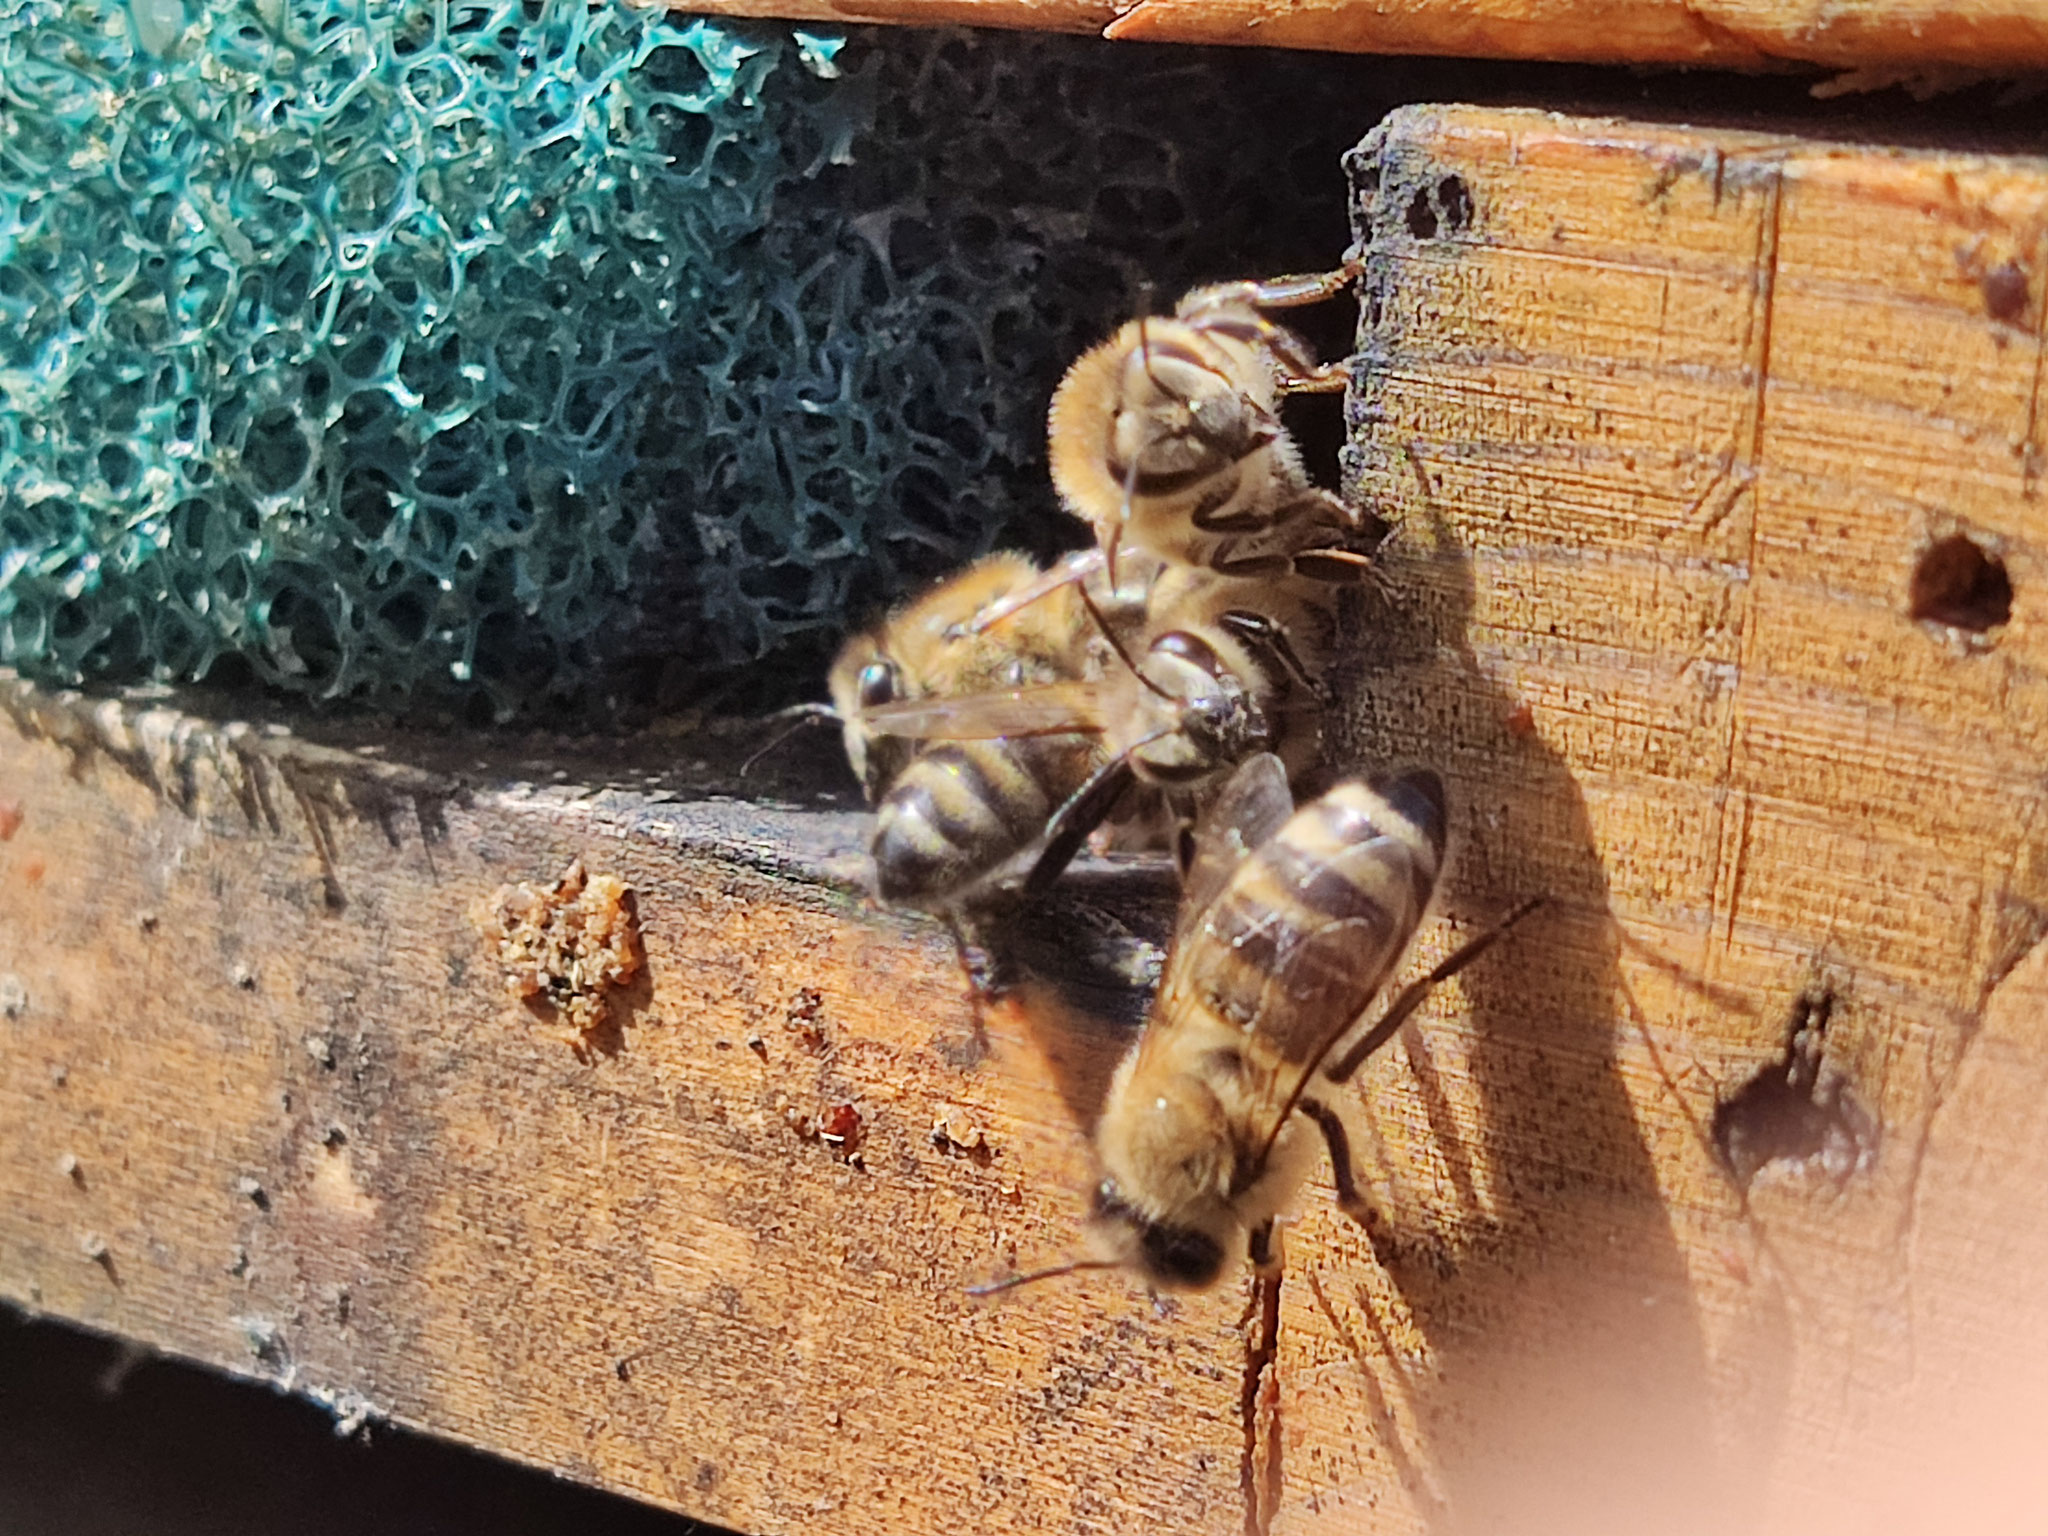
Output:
[
  {"xmin": 1404, "ymin": 187, "xmax": 1437, "ymax": 240},
  {"xmin": 1435, "ymin": 174, "xmax": 1472, "ymax": 231},
  {"xmin": 1909, "ymin": 533, "xmax": 2011, "ymax": 634},
  {"xmin": 1711, "ymin": 988, "xmax": 1876, "ymax": 1190}
]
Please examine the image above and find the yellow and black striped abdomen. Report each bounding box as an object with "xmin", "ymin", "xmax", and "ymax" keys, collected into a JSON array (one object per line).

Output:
[
  {"xmin": 1163, "ymin": 770, "xmax": 1447, "ymax": 1074},
  {"xmin": 870, "ymin": 736, "xmax": 1099, "ymax": 905}
]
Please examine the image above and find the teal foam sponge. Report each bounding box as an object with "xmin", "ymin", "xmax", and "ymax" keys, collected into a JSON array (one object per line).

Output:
[
  {"xmin": 1, "ymin": 4, "xmax": 1409, "ymax": 719},
  {"xmin": 1, "ymin": 0, "xmax": 856, "ymax": 713}
]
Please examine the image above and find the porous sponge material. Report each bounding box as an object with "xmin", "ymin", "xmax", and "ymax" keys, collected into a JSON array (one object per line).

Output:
[
  {"xmin": 2, "ymin": 0, "xmax": 843, "ymax": 714},
  {"xmin": 0, "ymin": 1, "xmax": 1404, "ymax": 721}
]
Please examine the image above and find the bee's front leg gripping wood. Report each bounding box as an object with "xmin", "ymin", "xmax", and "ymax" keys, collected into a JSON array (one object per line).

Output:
[
  {"xmin": 0, "ymin": 679, "xmax": 1253, "ymax": 1536},
  {"xmin": 1275, "ymin": 106, "xmax": 2048, "ymax": 1535}
]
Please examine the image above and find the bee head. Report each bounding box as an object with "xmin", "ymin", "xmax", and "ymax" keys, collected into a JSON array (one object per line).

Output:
[
  {"xmin": 1130, "ymin": 634, "xmax": 1269, "ymax": 785},
  {"xmin": 1186, "ymin": 386, "xmax": 1275, "ymax": 462},
  {"xmin": 826, "ymin": 642, "xmax": 911, "ymax": 803},
  {"xmin": 1183, "ymin": 682, "xmax": 1267, "ymax": 764},
  {"xmin": 1090, "ymin": 1178, "xmax": 1229, "ymax": 1292}
]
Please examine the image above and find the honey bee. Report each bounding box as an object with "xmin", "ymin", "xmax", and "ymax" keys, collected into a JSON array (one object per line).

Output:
[
  {"xmin": 859, "ymin": 561, "xmax": 1339, "ymax": 901},
  {"xmin": 1048, "ymin": 259, "xmax": 1387, "ymax": 584},
  {"xmin": 828, "ymin": 552, "xmax": 1072, "ymax": 803},
  {"xmin": 827, "ymin": 549, "xmax": 1159, "ymax": 906},
  {"xmin": 973, "ymin": 754, "xmax": 1538, "ymax": 1294}
]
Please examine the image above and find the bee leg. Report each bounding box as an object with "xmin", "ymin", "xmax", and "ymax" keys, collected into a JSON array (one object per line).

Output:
[
  {"xmin": 1180, "ymin": 255, "xmax": 1367, "ymax": 319},
  {"xmin": 945, "ymin": 907, "xmax": 1014, "ymax": 1002},
  {"xmin": 1288, "ymin": 547, "xmax": 1379, "ymax": 585},
  {"xmin": 1209, "ymin": 549, "xmax": 1296, "ymax": 580},
  {"xmin": 962, "ymin": 548, "xmax": 1105, "ymax": 638},
  {"xmin": 1274, "ymin": 358, "xmax": 1351, "ymax": 395},
  {"xmin": 1323, "ymin": 896, "xmax": 1547, "ymax": 1086},
  {"xmin": 1021, "ymin": 756, "xmax": 1137, "ymax": 901},
  {"xmin": 1217, "ymin": 610, "xmax": 1331, "ymax": 705},
  {"xmin": 1248, "ymin": 1218, "xmax": 1280, "ymax": 1273},
  {"xmin": 1296, "ymin": 1096, "xmax": 1383, "ymax": 1239}
]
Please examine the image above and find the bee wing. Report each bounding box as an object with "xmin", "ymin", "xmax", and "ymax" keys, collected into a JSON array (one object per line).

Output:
[
  {"xmin": 1161, "ymin": 778, "xmax": 1444, "ymax": 1190},
  {"xmin": 963, "ymin": 549, "xmax": 1105, "ymax": 636},
  {"xmin": 856, "ymin": 682, "xmax": 1109, "ymax": 741},
  {"xmin": 1175, "ymin": 752, "xmax": 1294, "ymax": 940}
]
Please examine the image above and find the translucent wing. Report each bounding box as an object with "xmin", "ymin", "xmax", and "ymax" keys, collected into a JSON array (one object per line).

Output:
[
  {"xmin": 964, "ymin": 548, "xmax": 1106, "ymax": 636},
  {"xmin": 1254, "ymin": 800, "xmax": 1440, "ymax": 1176},
  {"xmin": 1158, "ymin": 776, "xmax": 1446, "ymax": 1190},
  {"xmin": 857, "ymin": 681, "xmax": 1108, "ymax": 741},
  {"xmin": 1174, "ymin": 752, "xmax": 1293, "ymax": 942}
]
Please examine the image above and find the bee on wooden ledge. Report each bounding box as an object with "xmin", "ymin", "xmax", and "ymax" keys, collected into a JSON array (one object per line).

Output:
[{"xmin": 968, "ymin": 753, "xmax": 1539, "ymax": 1297}]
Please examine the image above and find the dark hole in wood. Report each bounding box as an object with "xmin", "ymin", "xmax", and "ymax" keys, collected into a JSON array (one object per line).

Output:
[
  {"xmin": 1435, "ymin": 174, "xmax": 1473, "ymax": 231},
  {"xmin": 1981, "ymin": 259, "xmax": 2029, "ymax": 324},
  {"xmin": 1909, "ymin": 533, "xmax": 2011, "ymax": 633},
  {"xmin": 1404, "ymin": 187, "xmax": 1437, "ymax": 240},
  {"xmin": 1711, "ymin": 988, "xmax": 1876, "ymax": 1190}
]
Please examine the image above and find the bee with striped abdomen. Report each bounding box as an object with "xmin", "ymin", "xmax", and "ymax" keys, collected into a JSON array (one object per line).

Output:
[
  {"xmin": 1048, "ymin": 259, "xmax": 1387, "ymax": 586},
  {"xmin": 857, "ymin": 560, "xmax": 1340, "ymax": 903},
  {"xmin": 828, "ymin": 549, "xmax": 1161, "ymax": 907},
  {"xmin": 828, "ymin": 551, "xmax": 1099, "ymax": 805},
  {"xmin": 973, "ymin": 754, "xmax": 1538, "ymax": 1294}
]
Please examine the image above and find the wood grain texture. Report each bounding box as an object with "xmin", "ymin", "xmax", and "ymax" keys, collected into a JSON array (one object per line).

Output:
[
  {"xmin": 659, "ymin": 0, "xmax": 1114, "ymax": 36},
  {"xmin": 1263, "ymin": 105, "xmax": 2048, "ymax": 1534},
  {"xmin": 1102, "ymin": 0, "xmax": 2048, "ymax": 68},
  {"xmin": 0, "ymin": 681, "xmax": 1248, "ymax": 1536},
  {"xmin": 660, "ymin": 0, "xmax": 2048, "ymax": 68}
]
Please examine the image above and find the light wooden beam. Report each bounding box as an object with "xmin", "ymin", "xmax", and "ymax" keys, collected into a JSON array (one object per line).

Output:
[
  {"xmin": 1279, "ymin": 104, "xmax": 2048, "ymax": 1533},
  {"xmin": 661, "ymin": 0, "xmax": 2048, "ymax": 70},
  {"xmin": 0, "ymin": 682, "xmax": 1246, "ymax": 1534}
]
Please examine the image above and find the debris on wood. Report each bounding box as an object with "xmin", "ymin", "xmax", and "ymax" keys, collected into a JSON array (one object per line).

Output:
[{"xmin": 477, "ymin": 859, "xmax": 645, "ymax": 1047}]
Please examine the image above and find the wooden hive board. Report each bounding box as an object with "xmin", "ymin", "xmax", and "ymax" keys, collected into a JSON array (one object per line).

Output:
[
  {"xmin": 1290, "ymin": 104, "xmax": 2048, "ymax": 1533},
  {"xmin": 3, "ymin": 105, "xmax": 2047, "ymax": 1535},
  {"xmin": 0, "ymin": 688, "xmax": 1248, "ymax": 1534},
  {"xmin": 668, "ymin": 0, "xmax": 2048, "ymax": 70}
]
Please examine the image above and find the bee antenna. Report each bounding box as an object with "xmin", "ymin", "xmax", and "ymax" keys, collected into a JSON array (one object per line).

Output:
[
  {"xmin": 1118, "ymin": 438, "xmax": 1147, "ymax": 531},
  {"xmin": 1137, "ymin": 311, "xmax": 1167, "ymax": 394},
  {"xmin": 1075, "ymin": 578, "xmax": 1174, "ymax": 703},
  {"xmin": 966, "ymin": 1257, "xmax": 1118, "ymax": 1298},
  {"xmin": 739, "ymin": 703, "xmax": 841, "ymax": 777}
]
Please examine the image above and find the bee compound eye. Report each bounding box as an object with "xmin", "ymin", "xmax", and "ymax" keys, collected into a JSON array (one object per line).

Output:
[
  {"xmin": 1149, "ymin": 629, "xmax": 1223, "ymax": 677},
  {"xmin": 1139, "ymin": 1222, "xmax": 1225, "ymax": 1290},
  {"xmin": 857, "ymin": 660, "xmax": 898, "ymax": 710}
]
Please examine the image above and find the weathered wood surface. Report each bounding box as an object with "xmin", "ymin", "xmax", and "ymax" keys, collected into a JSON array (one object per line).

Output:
[
  {"xmin": 0, "ymin": 689, "xmax": 1243, "ymax": 1535},
  {"xmin": 666, "ymin": 0, "xmax": 1116, "ymax": 36},
  {"xmin": 3, "ymin": 105, "xmax": 2047, "ymax": 1536},
  {"xmin": 1101, "ymin": 0, "xmax": 2048, "ymax": 67},
  {"xmin": 1279, "ymin": 106, "xmax": 2048, "ymax": 1533},
  {"xmin": 662, "ymin": 0, "xmax": 2048, "ymax": 69}
]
